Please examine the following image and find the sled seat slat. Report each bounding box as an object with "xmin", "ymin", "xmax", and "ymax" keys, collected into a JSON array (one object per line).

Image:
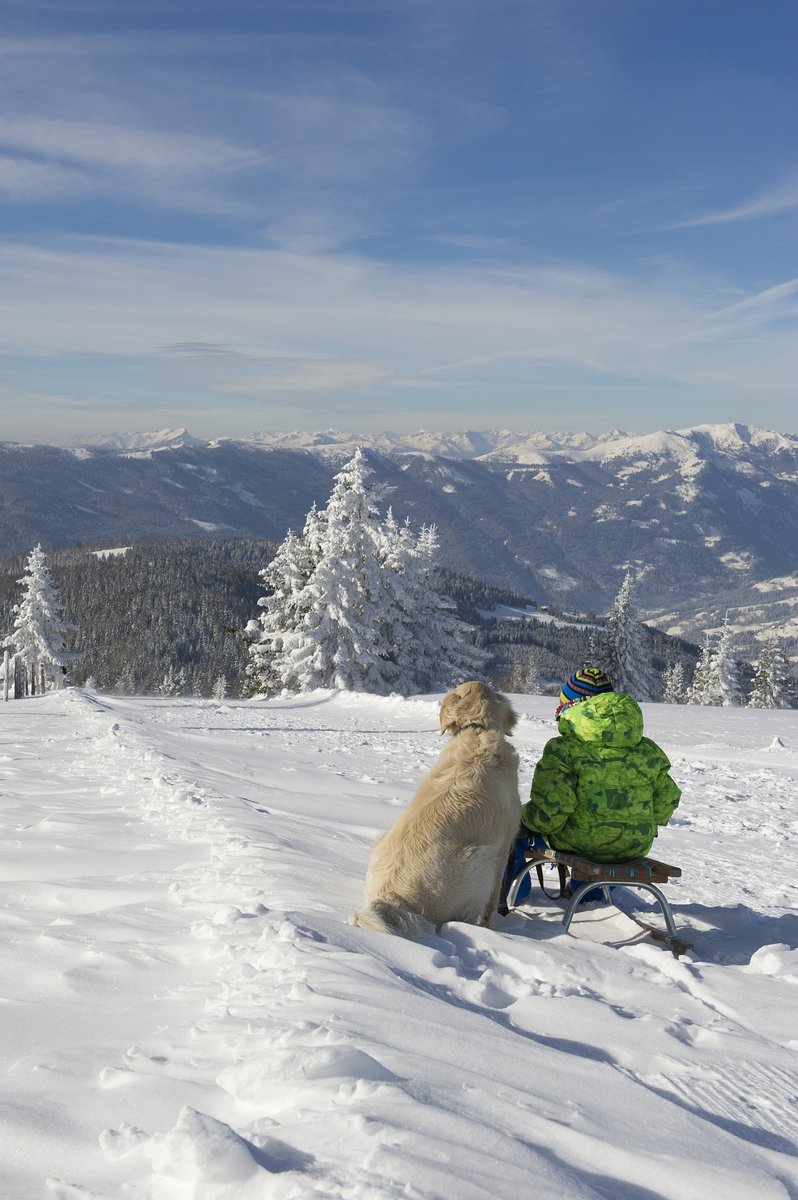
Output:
[{"xmin": 526, "ymin": 848, "xmax": 680, "ymax": 884}]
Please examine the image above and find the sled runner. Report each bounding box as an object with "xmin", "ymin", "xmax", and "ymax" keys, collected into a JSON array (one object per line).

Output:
[{"xmin": 506, "ymin": 847, "xmax": 691, "ymax": 957}]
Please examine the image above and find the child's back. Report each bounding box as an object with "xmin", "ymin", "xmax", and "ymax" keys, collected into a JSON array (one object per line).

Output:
[{"xmin": 522, "ymin": 684, "xmax": 681, "ymax": 862}]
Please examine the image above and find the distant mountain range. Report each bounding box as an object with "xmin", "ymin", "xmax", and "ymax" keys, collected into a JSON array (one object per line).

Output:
[{"xmin": 3, "ymin": 422, "xmax": 797, "ymax": 651}]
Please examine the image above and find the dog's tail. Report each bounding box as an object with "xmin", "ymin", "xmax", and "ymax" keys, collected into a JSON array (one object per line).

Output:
[{"xmin": 349, "ymin": 899, "xmax": 435, "ymax": 939}]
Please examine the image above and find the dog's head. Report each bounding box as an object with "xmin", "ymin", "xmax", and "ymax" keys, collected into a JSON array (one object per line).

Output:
[{"xmin": 439, "ymin": 680, "xmax": 517, "ymax": 737}]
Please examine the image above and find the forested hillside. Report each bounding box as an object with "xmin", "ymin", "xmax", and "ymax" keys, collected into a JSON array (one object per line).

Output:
[
  {"xmin": 0, "ymin": 538, "xmax": 704, "ymax": 698},
  {"xmin": 0, "ymin": 539, "xmax": 270, "ymax": 697}
]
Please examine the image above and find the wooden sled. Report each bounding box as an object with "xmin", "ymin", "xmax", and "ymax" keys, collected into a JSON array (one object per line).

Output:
[{"xmin": 506, "ymin": 848, "xmax": 690, "ymax": 957}]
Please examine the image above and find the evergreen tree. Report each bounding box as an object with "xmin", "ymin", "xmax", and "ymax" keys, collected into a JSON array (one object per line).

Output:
[
  {"xmin": 212, "ymin": 674, "xmax": 228, "ymax": 701},
  {"xmin": 2, "ymin": 544, "xmax": 79, "ymax": 692},
  {"xmin": 248, "ymin": 507, "xmax": 328, "ymax": 694},
  {"xmin": 248, "ymin": 450, "xmax": 486, "ymax": 696},
  {"xmin": 157, "ymin": 665, "xmax": 188, "ymax": 697},
  {"xmin": 713, "ymin": 612, "xmax": 741, "ymax": 706},
  {"xmin": 772, "ymin": 638, "xmax": 794, "ymax": 708},
  {"xmin": 686, "ymin": 616, "xmax": 740, "ymax": 706},
  {"xmin": 686, "ymin": 634, "xmax": 716, "ymax": 704},
  {"xmin": 748, "ymin": 636, "xmax": 790, "ymax": 709},
  {"xmin": 383, "ymin": 521, "xmax": 486, "ymax": 692},
  {"xmin": 268, "ymin": 450, "xmax": 396, "ymax": 693},
  {"xmin": 586, "ymin": 624, "xmax": 607, "ymax": 668},
  {"xmin": 604, "ymin": 571, "xmax": 660, "ymax": 700},
  {"xmin": 661, "ymin": 661, "xmax": 686, "ymax": 704},
  {"xmin": 365, "ymin": 507, "xmax": 422, "ymax": 690},
  {"xmin": 518, "ymin": 646, "xmax": 541, "ymax": 695}
]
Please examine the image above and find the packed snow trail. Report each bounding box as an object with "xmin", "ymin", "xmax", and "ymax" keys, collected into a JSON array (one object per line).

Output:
[
  {"xmin": 0, "ymin": 690, "xmax": 797, "ymax": 1199},
  {"xmin": 0, "ymin": 692, "xmax": 216, "ymax": 1195}
]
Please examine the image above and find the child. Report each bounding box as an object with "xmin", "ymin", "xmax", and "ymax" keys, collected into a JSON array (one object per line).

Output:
[{"xmin": 519, "ymin": 666, "xmax": 681, "ymax": 899}]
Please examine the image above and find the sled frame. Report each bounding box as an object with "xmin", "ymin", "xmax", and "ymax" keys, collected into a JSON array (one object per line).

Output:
[{"xmin": 506, "ymin": 849, "xmax": 682, "ymax": 941}]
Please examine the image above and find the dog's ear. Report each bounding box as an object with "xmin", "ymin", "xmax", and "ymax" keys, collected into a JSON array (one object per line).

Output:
[
  {"xmin": 439, "ymin": 687, "xmax": 463, "ymax": 735},
  {"xmin": 499, "ymin": 698, "xmax": 518, "ymax": 736},
  {"xmin": 478, "ymin": 684, "xmax": 517, "ymax": 735}
]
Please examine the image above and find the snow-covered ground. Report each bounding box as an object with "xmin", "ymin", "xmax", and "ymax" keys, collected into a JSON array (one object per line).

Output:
[{"xmin": 1, "ymin": 688, "xmax": 797, "ymax": 1199}]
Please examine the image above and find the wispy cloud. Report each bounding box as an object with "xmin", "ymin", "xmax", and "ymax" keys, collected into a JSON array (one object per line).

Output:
[
  {"xmin": 0, "ymin": 115, "xmax": 261, "ymax": 174},
  {"xmin": 0, "ymin": 64, "xmax": 426, "ymax": 236},
  {"xmin": 158, "ymin": 342, "xmax": 252, "ymax": 362},
  {"xmin": 709, "ymin": 277, "xmax": 798, "ymax": 319},
  {"xmin": 158, "ymin": 344, "xmax": 392, "ymax": 402},
  {"xmin": 0, "ymin": 153, "xmax": 89, "ymax": 200},
  {"xmin": 667, "ymin": 174, "xmax": 798, "ymax": 229},
  {"xmin": 211, "ymin": 358, "xmax": 392, "ymax": 403},
  {"xmin": 0, "ymin": 115, "xmax": 263, "ymax": 210}
]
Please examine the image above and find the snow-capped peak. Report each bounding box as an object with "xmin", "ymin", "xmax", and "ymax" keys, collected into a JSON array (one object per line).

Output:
[
  {"xmin": 59, "ymin": 423, "xmax": 796, "ymax": 465},
  {"xmin": 68, "ymin": 428, "xmax": 205, "ymax": 453}
]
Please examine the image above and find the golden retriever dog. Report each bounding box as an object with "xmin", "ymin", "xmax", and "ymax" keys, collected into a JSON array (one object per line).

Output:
[{"xmin": 350, "ymin": 681, "xmax": 520, "ymax": 938}]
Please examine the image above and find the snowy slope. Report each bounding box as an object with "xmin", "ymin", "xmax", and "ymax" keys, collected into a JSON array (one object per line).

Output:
[{"xmin": 1, "ymin": 689, "xmax": 797, "ymax": 1199}]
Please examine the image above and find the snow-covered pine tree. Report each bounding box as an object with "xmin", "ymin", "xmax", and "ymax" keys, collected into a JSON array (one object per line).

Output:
[
  {"xmin": 661, "ymin": 661, "xmax": 686, "ymax": 704},
  {"xmin": 2, "ymin": 545, "xmax": 79, "ymax": 692},
  {"xmin": 748, "ymin": 639, "xmax": 773, "ymax": 708},
  {"xmin": 685, "ymin": 616, "xmax": 740, "ymax": 706},
  {"xmin": 157, "ymin": 665, "xmax": 188, "ymax": 697},
  {"xmin": 247, "ymin": 524, "xmax": 318, "ymax": 694},
  {"xmin": 381, "ymin": 520, "xmax": 486, "ymax": 692},
  {"xmin": 748, "ymin": 636, "xmax": 790, "ymax": 709},
  {"xmin": 771, "ymin": 638, "xmax": 795, "ymax": 708},
  {"xmin": 264, "ymin": 449, "xmax": 400, "ymax": 694},
  {"xmin": 262, "ymin": 504, "xmax": 329, "ymax": 694},
  {"xmin": 686, "ymin": 634, "xmax": 716, "ymax": 704},
  {"xmin": 712, "ymin": 612, "xmax": 741, "ymax": 706},
  {"xmin": 248, "ymin": 450, "xmax": 486, "ymax": 696},
  {"xmin": 372, "ymin": 507, "xmax": 422, "ymax": 689},
  {"xmin": 603, "ymin": 571, "xmax": 660, "ymax": 700},
  {"xmin": 212, "ymin": 674, "xmax": 228, "ymax": 702},
  {"xmin": 586, "ymin": 624, "xmax": 607, "ymax": 668},
  {"xmin": 518, "ymin": 646, "xmax": 541, "ymax": 695}
]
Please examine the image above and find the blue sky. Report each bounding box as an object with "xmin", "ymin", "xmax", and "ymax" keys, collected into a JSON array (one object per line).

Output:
[{"xmin": 1, "ymin": 0, "xmax": 796, "ymax": 442}]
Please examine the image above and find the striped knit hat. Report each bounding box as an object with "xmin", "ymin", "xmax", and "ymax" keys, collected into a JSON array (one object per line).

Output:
[{"xmin": 556, "ymin": 666, "xmax": 614, "ymax": 718}]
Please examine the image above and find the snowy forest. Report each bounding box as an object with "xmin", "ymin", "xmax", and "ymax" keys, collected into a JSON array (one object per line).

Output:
[{"xmin": 0, "ymin": 535, "xmax": 711, "ymax": 701}]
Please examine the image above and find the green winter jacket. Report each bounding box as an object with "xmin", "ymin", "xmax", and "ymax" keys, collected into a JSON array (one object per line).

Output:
[{"xmin": 521, "ymin": 691, "xmax": 681, "ymax": 862}]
